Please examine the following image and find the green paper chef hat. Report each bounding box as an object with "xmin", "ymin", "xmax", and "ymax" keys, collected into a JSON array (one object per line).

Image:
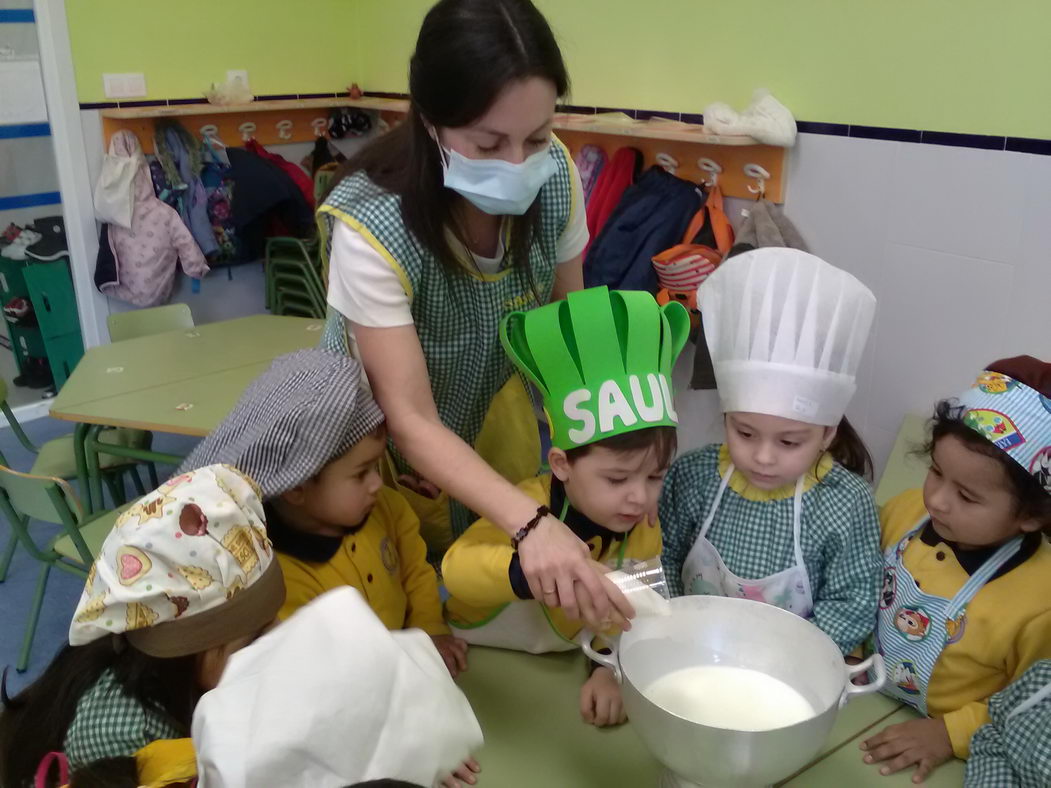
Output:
[{"xmin": 501, "ymin": 286, "xmax": 691, "ymax": 450}]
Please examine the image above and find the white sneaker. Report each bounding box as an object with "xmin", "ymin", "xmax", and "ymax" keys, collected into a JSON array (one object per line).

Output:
[{"xmin": 1, "ymin": 228, "xmax": 42, "ymax": 260}]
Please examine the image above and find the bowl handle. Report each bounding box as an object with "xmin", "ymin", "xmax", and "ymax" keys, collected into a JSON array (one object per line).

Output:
[
  {"xmin": 839, "ymin": 653, "xmax": 886, "ymax": 708},
  {"xmin": 579, "ymin": 631, "xmax": 622, "ymax": 682}
]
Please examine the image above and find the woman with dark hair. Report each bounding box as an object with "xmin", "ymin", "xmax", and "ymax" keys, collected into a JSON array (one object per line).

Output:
[{"xmin": 319, "ymin": 0, "xmax": 631, "ymax": 627}]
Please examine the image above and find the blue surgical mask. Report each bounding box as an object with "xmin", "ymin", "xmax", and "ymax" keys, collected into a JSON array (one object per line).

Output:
[{"xmin": 437, "ymin": 142, "xmax": 557, "ymax": 216}]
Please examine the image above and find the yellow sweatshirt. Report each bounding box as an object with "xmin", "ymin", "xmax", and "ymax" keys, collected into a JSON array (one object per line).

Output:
[
  {"xmin": 881, "ymin": 489, "xmax": 1051, "ymax": 758},
  {"xmin": 276, "ymin": 486, "xmax": 448, "ymax": 636},
  {"xmin": 442, "ymin": 474, "xmax": 662, "ymax": 644}
]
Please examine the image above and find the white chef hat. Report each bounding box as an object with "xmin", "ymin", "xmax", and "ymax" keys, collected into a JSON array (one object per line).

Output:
[
  {"xmin": 192, "ymin": 587, "xmax": 483, "ymax": 787},
  {"xmin": 698, "ymin": 248, "xmax": 876, "ymax": 426}
]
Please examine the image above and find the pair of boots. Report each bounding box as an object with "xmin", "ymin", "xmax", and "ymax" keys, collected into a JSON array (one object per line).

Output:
[{"xmin": 13, "ymin": 357, "xmax": 53, "ymax": 390}]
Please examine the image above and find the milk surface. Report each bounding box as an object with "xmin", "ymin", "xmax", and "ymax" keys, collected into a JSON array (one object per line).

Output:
[{"xmin": 643, "ymin": 666, "xmax": 816, "ymax": 731}]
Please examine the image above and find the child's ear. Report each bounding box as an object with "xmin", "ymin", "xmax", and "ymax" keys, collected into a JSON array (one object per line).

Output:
[
  {"xmin": 1018, "ymin": 517, "xmax": 1045, "ymax": 534},
  {"xmin": 821, "ymin": 425, "xmax": 838, "ymax": 452},
  {"xmin": 548, "ymin": 448, "xmax": 571, "ymax": 482},
  {"xmin": 281, "ymin": 485, "xmax": 307, "ymax": 507}
]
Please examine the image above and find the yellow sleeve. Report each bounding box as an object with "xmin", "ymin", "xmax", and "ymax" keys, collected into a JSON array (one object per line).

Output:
[
  {"xmin": 878, "ymin": 488, "xmax": 926, "ymax": 551},
  {"xmin": 442, "ymin": 476, "xmax": 550, "ymax": 608},
  {"xmin": 275, "ymin": 553, "xmax": 329, "ymax": 622},
  {"xmin": 944, "ymin": 608, "xmax": 1051, "ymax": 758},
  {"xmin": 943, "ymin": 701, "xmax": 990, "ymax": 759},
  {"xmin": 135, "ymin": 738, "xmax": 197, "ymax": 787},
  {"xmin": 387, "ymin": 490, "xmax": 449, "ymax": 636},
  {"xmin": 441, "ymin": 517, "xmax": 519, "ymax": 608}
]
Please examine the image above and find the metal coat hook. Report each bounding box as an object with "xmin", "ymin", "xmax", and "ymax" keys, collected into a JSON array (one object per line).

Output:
[
  {"xmin": 655, "ymin": 152, "xmax": 679, "ymax": 175},
  {"xmin": 697, "ymin": 157, "xmax": 722, "ymax": 189},
  {"xmin": 275, "ymin": 119, "xmax": 294, "ymax": 140},
  {"xmin": 311, "ymin": 117, "xmax": 329, "ymax": 137},
  {"xmin": 238, "ymin": 121, "xmax": 257, "ymax": 142},
  {"xmin": 744, "ymin": 163, "xmax": 770, "ymax": 198}
]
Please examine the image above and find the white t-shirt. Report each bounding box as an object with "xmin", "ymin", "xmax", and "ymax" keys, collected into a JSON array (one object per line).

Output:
[{"xmin": 327, "ymin": 160, "xmax": 588, "ymax": 328}]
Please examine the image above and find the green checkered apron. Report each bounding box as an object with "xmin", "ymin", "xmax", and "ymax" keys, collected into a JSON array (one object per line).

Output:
[{"xmin": 318, "ymin": 140, "xmax": 573, "ymax": 545}]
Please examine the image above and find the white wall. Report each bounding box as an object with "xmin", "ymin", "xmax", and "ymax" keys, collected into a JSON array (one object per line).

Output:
[{"xmin": 673, "ymin": 133, "xmax": 1051, "ymax": 481}]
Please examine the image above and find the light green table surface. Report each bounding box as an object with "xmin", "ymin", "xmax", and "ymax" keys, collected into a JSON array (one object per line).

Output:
[
  {"xmin": 783, "ymin": 707, "xmax": 965, "ymax": 787},
  {"xmin": 456, "ymin": 647, "xmax": 912, "ymax": 787},
  {"xmin": 50, "ymin": 315, "xmax": 323, "ymax": 435}
]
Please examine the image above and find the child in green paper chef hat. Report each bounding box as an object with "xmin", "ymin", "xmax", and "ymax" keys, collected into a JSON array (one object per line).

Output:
[{"xmin": 442, "ymin": 286, "xmax": 690, "ymax": 727}]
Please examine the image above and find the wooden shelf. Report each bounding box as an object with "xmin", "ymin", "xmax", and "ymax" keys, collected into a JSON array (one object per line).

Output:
[
  {"xmin": 100, "ymin": 98, "xmax": 762, "ymax": 147},
  {"xmin": 99, "ymin": 96, "xmax": 786, "ymax": 201},
  {"xmin": 99, "ymin": 96, "xmax": 410, "ymax": 120}
]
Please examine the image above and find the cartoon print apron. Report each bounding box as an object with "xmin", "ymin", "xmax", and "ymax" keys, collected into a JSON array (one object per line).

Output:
[
  {"xmin": 877, "ymin": 518, "xmax": 1022, "ymax": 715},
  {"xmin": 449, "ymin": 497, "xmax": 628, "ymax": 654},
  {"xmin": 681, "ymin": 465, "xmax": 814, "ymax": 618}
]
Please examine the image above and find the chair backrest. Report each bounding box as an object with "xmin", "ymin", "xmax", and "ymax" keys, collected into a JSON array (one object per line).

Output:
[
  {"xmin": 314, "ymin": 162, "xmax": 339, "ymax": 206},
  {"xmin": 0, "ymin": 464, "xmax": 82, "ymax": 526},
  {"xmin": 107, "ymin": 304, "xmax": 195, "ymax": 342}
]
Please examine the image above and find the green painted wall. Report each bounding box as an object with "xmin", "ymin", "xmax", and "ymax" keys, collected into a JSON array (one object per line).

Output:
[
  {"xmin": 356, "ymin": 0, "xmax": 1051, "ymax": 139},
  {"xmin": 67, "ymin": 0, "xmax": 1050, "ymax": 138},
  {"xmin": 66, "ymin": 0, "xmax": 362, "ymax": 103}
]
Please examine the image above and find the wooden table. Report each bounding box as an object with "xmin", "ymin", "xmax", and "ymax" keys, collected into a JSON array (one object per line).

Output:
[
  {"xmin": 455, "ymin": 647, "xmax": 964, "ymax": 787},
  {"xmin": 49, "ymin": 315, "xmax": 323, "ymax": 510}
]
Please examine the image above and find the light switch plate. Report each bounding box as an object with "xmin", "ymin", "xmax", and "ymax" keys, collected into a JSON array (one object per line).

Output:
[{"xmin": 102, "ymin": 72, "xmax": 147, "ymax": 99}]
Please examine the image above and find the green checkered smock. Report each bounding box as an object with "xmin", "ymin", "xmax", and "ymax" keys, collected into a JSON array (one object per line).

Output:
[
  {"xmin": 967, "ymin": 659, "xmax": 1051, "ymax": 787},
  {"xmin": 660, "ymin": 443, "xmax": 882, "ymax": 654},
  {"xmin": 63, "ymin": 668, "xmax": 184, "ymax": 770}
]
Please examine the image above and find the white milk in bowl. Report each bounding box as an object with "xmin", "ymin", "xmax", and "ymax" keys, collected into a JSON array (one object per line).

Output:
[{"xmin": 643, "ymin": 665, "xmax": 816, "ymax": 731}]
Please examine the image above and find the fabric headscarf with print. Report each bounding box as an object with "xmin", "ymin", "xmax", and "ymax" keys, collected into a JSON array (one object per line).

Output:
[{"xmin": 69, "ymin": 464, "xmax": 284, "ymax": 657}]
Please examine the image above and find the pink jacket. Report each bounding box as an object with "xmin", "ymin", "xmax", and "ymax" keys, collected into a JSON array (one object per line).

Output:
[{"xmin": 102, "ymin": 130, "xmax": 209, "ymax": 307}]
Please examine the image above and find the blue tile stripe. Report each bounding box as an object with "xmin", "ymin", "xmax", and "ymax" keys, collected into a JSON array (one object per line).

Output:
[
  {"xmin": 0, "ymin": 9, "xmax": 34, "ymax": 23},
  {"xmin": 77, "ymin": 89, "xmax": 1051, "ymax": 156},
  {"xmin": 0, "ymin": 123, "xmax": 50, "ymax": 140},
  {"xmin": 0, "ymin": 192, "xmax": 61, "ymax": 211}
]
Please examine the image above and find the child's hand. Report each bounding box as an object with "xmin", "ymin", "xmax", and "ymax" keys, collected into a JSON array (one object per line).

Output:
[
  {"xmin": 860, "ymin": 717, "xmax": 954, "ymax": 783},
  {"xmin": 438, "ymin": 756, "xmax": 481, "ymax": 787},
  {"xmin": 845, "ymin": 655, "xmax": 870, "ymax": 686},
  {"xmin": 432, "ymin": 634, "xmax": 468, "ymax": 677},
  {"xmin": 580, "ymin": 666, "xmax": 627, "ymax": 727}
]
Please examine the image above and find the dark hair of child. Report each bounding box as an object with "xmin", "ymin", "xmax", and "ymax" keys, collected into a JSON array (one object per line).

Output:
[
  {"xmin": 0, "ymin": 640, "xmax": 198, "ymax": 788},
  {"xmin": 828, "ymin": 416, "xmax": 874, "ymax": 481},
  {"xmin": 564, "ymin": 426, "xmax": 678, "ymax": 470}
]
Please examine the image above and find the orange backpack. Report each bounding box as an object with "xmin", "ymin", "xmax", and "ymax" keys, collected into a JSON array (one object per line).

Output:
[{"xmin": 652, "ymin": 185, "xmax": 734, "ymax": 327}]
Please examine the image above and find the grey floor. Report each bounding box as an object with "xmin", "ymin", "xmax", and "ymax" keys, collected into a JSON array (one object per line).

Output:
[{"xmin": 0, "ymin": 416, "xmax": 200, "ymax": 694}]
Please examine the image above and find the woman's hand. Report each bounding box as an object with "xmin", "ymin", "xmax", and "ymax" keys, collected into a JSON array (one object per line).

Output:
[
  {"xmin": 580, "ymin": 666, "xmax": 627, "ymax": 727},
  {"xmin": 517, "ymin": 514, "xmax": 635, "ymax": 631},
  {"xmin": 860, "ymin": 717, "xmax": 953, "ymax": 783}
]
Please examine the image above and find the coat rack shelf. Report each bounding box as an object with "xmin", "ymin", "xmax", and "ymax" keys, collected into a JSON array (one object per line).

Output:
[{"xmin": 100, "ymin": 97, "xmax": 787, "ymax": 201}]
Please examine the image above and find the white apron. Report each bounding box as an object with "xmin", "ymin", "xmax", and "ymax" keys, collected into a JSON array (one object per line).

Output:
[{"xmin": 681, "ymin": 464, "xmax": 814, "ymax": 618}]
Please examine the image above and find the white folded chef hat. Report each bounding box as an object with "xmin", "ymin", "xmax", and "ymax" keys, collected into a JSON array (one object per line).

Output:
[
  {"xmin": 192, "ymin": 587, "xmax": 483, "ymax": 788},
  {"xmin": 698, "ymin": 248, "xmax": 876, "ymax": 426}
]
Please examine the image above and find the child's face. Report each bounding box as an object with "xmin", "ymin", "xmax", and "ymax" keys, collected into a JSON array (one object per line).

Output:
[
  {"xmin": 282, "ymin": 429, "xmax": 387, "ymax": 537},
  {"xmin": 724, "ymin": 412, "xmax": 834, "ymax": 490},
  {"xmin": 549, "ymin": 445, "xmax": 668, "ymax": 533},
  {"xmin": 923, "ymin": 434, "xmax": 1041, "ymax": 549}
]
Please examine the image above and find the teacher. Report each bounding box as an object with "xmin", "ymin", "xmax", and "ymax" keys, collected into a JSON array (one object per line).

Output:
[{"xmin": 318, "ymin": 0, "xmax": 631, "ymax": 627}]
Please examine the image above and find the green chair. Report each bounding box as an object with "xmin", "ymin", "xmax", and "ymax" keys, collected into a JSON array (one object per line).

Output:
[
  {"xmin": 0, "ymin": 464, "xmax": 127, "ymax": 670},
  {"xmin": 106, "ymin": 303, "xmax": 195, "ymax": 343},
  {"xmin": 0, "ymin": 380, "xmax": 147, "ymax": 584}
]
